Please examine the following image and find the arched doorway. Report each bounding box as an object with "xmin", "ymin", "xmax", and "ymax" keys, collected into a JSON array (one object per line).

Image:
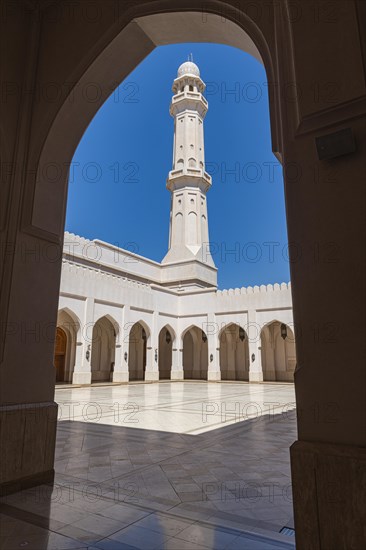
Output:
[
  {"xmin": 219, "ymin": 324, "xmax": 249, "ymax": 381},
  {"xmin": 158, "ymin": 327, "xmax": 174, "ymax": 380},
  {"xmin": 56, "ymin": 309, "xmax": 80, "ymax": 383},
  {"xmin": 90, "ymin": 316, "xmax": 117, "ymax": 382},
  {"xmin": 182, "ymin": 326, "xmax": 208, "ymax": 380},
  {"xmin": 261, "ymin": 322, "xmax": 296, "ymax": 382},
  {"xmin": 128, "ymin": 322, "xmax": 148, "ymax": 381},
  {"xmin": 54, "ymin": 327, "xmax": 67, "ymax": 382}
]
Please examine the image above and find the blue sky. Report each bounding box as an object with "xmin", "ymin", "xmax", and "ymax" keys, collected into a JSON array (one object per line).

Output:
[{"xmin": 66, "ymin": 43, "xmax": 290, "ymax": 289}]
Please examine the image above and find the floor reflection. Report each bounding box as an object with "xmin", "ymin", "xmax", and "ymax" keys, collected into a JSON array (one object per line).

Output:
[{"xmin": 0, "ymin": 382, "xmax": 296, "ymax": 549}]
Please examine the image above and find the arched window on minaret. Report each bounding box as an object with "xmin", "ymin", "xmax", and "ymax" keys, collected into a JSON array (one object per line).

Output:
[
  {"xmin": 188, "ymin": 212, "xmax": 198, "ymax": 245},
  {"xmin": 177, "ymin": 158, "xmax": 184, "ymax": 169},
  {"xmin": 201, "ymin": 214, "xmax": 209, "ymax": 243},
  {"xmin": 188, "ymin": 157, "xmax": 196, "ymax": 167},
  {"xmin": 172, "ymin": 212, "xmax": 183, "ymax": 246}
]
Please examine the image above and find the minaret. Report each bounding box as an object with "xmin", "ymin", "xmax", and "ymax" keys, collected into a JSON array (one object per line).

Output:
[{"xmin": 162, "ymin": 58, "xmax": 217, "ymax": 289}]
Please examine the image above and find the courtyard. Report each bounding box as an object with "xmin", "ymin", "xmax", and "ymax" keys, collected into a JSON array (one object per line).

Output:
[{"xmin": 1, "ymin": 382, "xmax": 296, "ymax": 549}]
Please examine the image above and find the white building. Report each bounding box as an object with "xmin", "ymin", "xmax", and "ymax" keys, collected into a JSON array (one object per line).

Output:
[{"xmin": 56, "ymin": 60, "xmax": 296, "ymax": 386}]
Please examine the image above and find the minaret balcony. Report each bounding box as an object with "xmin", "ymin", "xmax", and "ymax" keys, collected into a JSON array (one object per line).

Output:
[
  {"xmin": 171, "ymin": 90, "xmax": 207, "ymax": 104},
  {"xmin": 166, "ymin": 168, "xmax": 212, "ymax": 191},
  {"xmin": 168, "ymin": 167, "xmax": 211, "ymax": 180},
  {"xmin": 170, "ymin": 93, "xmax": 208, "ymax": 117}
]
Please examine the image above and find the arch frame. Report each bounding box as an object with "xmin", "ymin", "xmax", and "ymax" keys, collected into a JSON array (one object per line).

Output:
[
  {"xmin": 218, "ymin": 323, "xmax": 250, "ymax": 382},
  {"xmin": 181, "ymin": 324, "xmax": 209, "ymax": 381},
  {"xmin": 56, "ymin": 308, "xmax": 81, "ymax": 383},
  {"xmin": 57, "ymin": 307, "xmax": 82, "ymax": 334},
  {"xmin": 260, "ymin": 319, "xmax": 295, "ymax": 344},
  {"xmin": 158, "ymin": 323, "xmax": 177, "ymax": 344},
  {"xmin": 90, "ymin": 315, "xmax": 118, "ymax": 383},
  {"xmin": 127, "ymin": 321, "xmax": 150, "ymax": 382},
  {"xmin": 181, "ymin": 322, "xmax": 207, "ymax": 342},
  {"xmin": 23, "ymin": 4, "xmax": 283, "ymax": 243},
  {"xmin": 158, "ymin": 324, "xmax": 176, "ymax": 380},
  {"xmin": 93, "ymin": 314, "xmax": 120, "ymax": 341},
  {"xmin": 130, "ymin": 319, "xmax": 151, "ymax": 342},
  {"xmin": 218, "ymin": 322, "xmax": 248, "ymax": 341},
  {"xmin": 54, "ymin": 327, "xmax": 67, "ymax": 383},
  {"xmin": 260, "ymin": 320, "xmax": 296, "ymax": 383}
]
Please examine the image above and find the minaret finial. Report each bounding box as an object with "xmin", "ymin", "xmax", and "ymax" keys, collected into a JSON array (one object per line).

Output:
[{"xmin": 188, "ymin": 53, "xmax": 193, "ymax": 62}]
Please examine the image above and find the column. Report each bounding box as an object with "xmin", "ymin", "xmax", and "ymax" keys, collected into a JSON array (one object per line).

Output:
[
  {"xmin": 112, "ymin": 305, "xmax": 129, "ymax": 383},
  {"xmin": 171, "ymin": 339, "xmax": 184, "ymax": 380},
  {"xmin": 145, "ymin": 312, "xmax": 159, "ymax": 381},
  {"xmin": 72, "ymin": 297, "xmax": 94, "ymax": 384},
  {"xmin": 227, "ymin": 335, "xmax": 236, "ymax": 380},
  {"xmin": 207, "ymin": 314, "xmax": 220, "ymax": 381},
  {"xmin": 248, "ymin": 310, "xmax": 263, "ymax": 383}
]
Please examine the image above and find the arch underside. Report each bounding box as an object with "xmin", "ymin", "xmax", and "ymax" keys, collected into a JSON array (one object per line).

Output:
[
  {"xmin": 159, "ymin": 326, "xmax": 174, "ymax": 380},
  {"xmin": 261, "ymin": 322, "xmax": 296, "ymax": 382},
  {"xmin": 220, "ymin": 324, "xmax": 249, "ymax": 381},
  {"xmin": 183, "ymin": 326, "xmax": 208, "ymax": 380},
  {"xmin": 91, "ymin": 316, "xmax": 116, "ymax": 382},
  {"xmin": 55, "ymin": 310, "xmax": 79, "ymax": 383},
  {"xmin": 129, "ymin": 322, "xmax": 147, "ymax": 381},
  {"xmin": 31, "ymin": 9, "xmax": 279, "ymax": 240}
]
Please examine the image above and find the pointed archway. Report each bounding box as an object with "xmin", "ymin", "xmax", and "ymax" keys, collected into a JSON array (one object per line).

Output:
[
  {"xmin": 90, "ymin": 316, "xmax": 117, "ymax": 382},
  {"xmin": 260, "ymin": 321, "xmax": 296, "ymax": 382},
  {"xmin": 128, "ymin": 322, "xmax": 149, "ymax": 381},
  {"xmin": 182, "ymin": 326, "xmax": 208, "ymax": 380},
  {"xmin": 219, "ymin": 324, "xmax": 249, "ymax": 381},
  {"xmin": 54, "ymin": 327, "xmax": 67, "ymax": 382},
  {"xmin": 158, "ymin": 326, "xmax": 175, "ymax": 380},
  {"xmin": 55, "ymin": 309, "xmax": 80, "ymax": 383}
]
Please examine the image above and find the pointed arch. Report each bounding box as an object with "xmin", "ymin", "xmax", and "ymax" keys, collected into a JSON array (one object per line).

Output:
[
  {"xmin": 158, "ymin": 324, "xmax": 176, "ymax": 380},
  {"xmin": 55, "ymin": 308, "xmax": 80, "ymax": 383},
  {"xmin": 90, "ymin": 316, "xmax": 117, "ymax": 382},
  {"xmin": 31, "ymin": 9, "xmax": 280, "ymax": 241},
  {"xmin": 187, "ymin": 211, "xmax": 198, "ymax": 245},
  {"xmin": 182, "ymin": 325, "xmax": 208, "ymax": 380},
  {"xmin": 181, "ymin": 323, "xmax": 206, "ymax": 340},
  {"xmin": 260, "ymin": 321, "xmax": 296, "ymax": 382},
  {"xmin": 57, "ymin": 307, "xmax": 81, "ymax": 334},
  {"xmin": 99, "ymin": 313, "xmax": 120, "ymax": 342},
  {"xmin": 128, "ymin": 321, "xmax": 149, "ymax": 381},
  {"xmin": 219, "ymin": 323, "xmax": 249, "ymax": 381},
  {"xmin": 134, "ymin": 319, "xmax": 150, "ymax": 340},
  {"xmin": 54, "ymin": 327, "xmax": 67, "ymax": 383}
]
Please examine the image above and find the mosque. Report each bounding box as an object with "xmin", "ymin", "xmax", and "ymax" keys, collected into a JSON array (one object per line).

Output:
[{"xmin": 56, "ymin": 59, "xmax": 296, "ymax": 385}]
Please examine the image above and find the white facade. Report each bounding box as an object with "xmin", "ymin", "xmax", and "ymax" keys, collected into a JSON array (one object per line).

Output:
[{"xmin": 56, "ymin": 60, "xmax": 295, "ymax": 385}]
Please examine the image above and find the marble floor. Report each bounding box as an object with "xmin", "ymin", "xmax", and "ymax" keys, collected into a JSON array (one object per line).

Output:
[{"xmin": 1, "ymin": 382, "xmax": 297, "ymax": 549}]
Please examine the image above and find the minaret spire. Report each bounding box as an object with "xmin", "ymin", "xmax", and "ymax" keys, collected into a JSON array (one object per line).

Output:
[{"xmin": 161, "ymin": 59, "xmax": 217, "ymax": 289}]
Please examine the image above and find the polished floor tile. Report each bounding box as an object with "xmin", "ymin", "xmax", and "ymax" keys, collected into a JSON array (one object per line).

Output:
[{"xmin": 1, "ymin": 382, "xmax": 296, "ymax": 549}]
